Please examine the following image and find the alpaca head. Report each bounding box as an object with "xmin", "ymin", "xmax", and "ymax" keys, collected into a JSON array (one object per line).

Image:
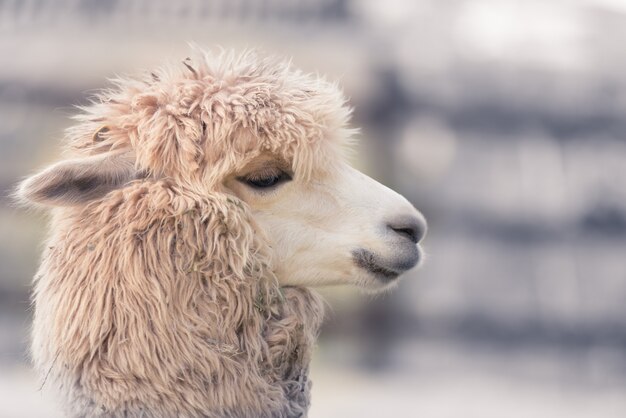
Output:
[{"xmin": 17, "ymin": 49, "xmax": 426, "ymax": 292}]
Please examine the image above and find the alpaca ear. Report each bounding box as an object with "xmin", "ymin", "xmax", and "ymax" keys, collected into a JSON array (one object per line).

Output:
[{"xmin": 16, "ymin": 152, "xmax": 138, "ymax": 207}]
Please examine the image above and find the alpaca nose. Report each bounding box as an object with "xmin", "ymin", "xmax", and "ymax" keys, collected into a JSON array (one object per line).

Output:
[{"xmin": 387, "ymin": 214, "xmax": 426, "ymax": 244}]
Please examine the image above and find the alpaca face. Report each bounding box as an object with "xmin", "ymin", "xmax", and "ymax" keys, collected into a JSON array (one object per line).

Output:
[
  {"xmin": 18, "ymin": 51, "xmax": 427, "ymax": 292},
  {"xmin": 20, "ymin": 146, "xmax": 425, "ymax": 293},
  {"xmin": 225, "ymin": 153, "xmax": 426, "ymax": 291}
]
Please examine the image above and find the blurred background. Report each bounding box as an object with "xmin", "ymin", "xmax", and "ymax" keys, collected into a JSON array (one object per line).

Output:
[{"xmin": 1, "ymin": 0, "xmax": 626, "ymax": 417}]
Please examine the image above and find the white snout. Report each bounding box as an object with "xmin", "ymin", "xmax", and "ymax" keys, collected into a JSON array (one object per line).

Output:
[
  {"xmin": 336, "ymin": 165, "xmax": 426, "ymax": 289},
  {"xmin": 249, "ymin": 161, "xmax": 426, "ymax": 291}
]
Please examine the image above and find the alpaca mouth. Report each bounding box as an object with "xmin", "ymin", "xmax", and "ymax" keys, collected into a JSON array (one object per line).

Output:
[{"xmin": 352, "ymin": 248, "xmax": 417, "ymax": 281}]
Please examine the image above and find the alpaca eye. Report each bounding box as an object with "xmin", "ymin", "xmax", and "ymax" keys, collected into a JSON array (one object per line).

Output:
[{"xmin": 240, "ymin": 171, "xmax": 291, "ymax": 189}]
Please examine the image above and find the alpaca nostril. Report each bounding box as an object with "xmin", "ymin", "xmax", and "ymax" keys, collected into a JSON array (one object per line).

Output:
[
  {"xmin": 387, "ymin": 216, "xmax": 425, "ymax": 244},
  {"xmin": 390, "ymin": 225, "xmax": 419, "ymax": 243}
]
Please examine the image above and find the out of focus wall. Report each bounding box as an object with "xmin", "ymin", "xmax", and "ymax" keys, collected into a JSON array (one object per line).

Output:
[{"xmin": 1, "ymin": 1, "xmax": 626, "ymax": 417}]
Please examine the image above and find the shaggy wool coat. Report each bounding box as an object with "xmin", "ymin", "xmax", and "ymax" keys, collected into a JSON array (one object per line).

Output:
[{"xmin": 20, "ymin": 50, "xmax": 354, "ymax": 417}]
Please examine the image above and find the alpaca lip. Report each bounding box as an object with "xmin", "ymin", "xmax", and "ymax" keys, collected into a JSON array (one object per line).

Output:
[{"xmin": 352, "ymin": 249, "xmax": 405, "ymax": 281}]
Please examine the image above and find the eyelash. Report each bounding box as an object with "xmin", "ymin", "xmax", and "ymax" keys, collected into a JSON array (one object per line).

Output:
[{"xmin": 239, "ymin": 170, "xmax": 292, "ymax": 190}]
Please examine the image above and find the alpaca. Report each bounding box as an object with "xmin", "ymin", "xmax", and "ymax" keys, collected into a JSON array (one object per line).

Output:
[{"xmin": 17, "ymin": 49, "xmax": 426, "ymax": 418}]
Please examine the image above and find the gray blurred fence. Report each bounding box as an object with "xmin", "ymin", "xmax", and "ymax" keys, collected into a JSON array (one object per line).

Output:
[{"xmin": 0, "ymin": 0, "xmax": 349, "ymax": 27}]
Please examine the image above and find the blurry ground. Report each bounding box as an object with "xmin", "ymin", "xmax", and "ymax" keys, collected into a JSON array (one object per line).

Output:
[
  {"xmin": 1, "ymin": 1, "xmax": 626, "ymax": 417},
  {"xmin": 2, "ymin": 338, "xmax": 625, "ymax": 418},
  {"xmin": 310, "ymin": 340, "xmax": 626, "ymax": 418}
]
